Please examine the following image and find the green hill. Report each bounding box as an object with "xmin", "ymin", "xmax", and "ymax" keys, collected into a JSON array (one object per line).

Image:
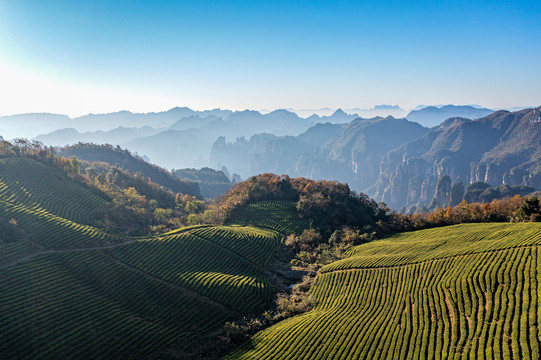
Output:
[
  {"xmin": 0, "ymin": 224, "xmax": 283, "ymax": 359},
  {"xmin": 0, "ymin": 157, "xmax": 118, "ymax": 264},
  {"xmin": 227, "ymin": 222, "xmax": 541, "ymax": 359},
  {"xmin": 0, "ymin": 157, "xmax": 109, "ymax": 224},
  {"xmin": 0, "ymin": 160, "xmax": 293, "ymax": 358}
]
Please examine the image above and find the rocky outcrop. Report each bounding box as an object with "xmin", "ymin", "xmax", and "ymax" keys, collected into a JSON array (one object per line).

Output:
[
  {"xmin": 429, "ymin": 175, "xmax": 452, "ymax": 209},
  {"xmin": 450, "ymin": 182, "xmax": 465, "ymax": 206},
  {"xmin": 370, "ymin": 107, "xmax": 541, "ymax": 210}
]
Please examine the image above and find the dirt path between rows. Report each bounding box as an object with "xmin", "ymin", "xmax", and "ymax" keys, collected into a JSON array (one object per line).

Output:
[
  {"xmin": 0, "ymin": 239, "xmax": 141, "ymax": 269},
  {"xmin": 0, "ymin": 226, "xmax": 251, "ymax": 315},
  {"xmin": 105, "ymin": 251, "xmax": 239, "ymax": 316},
  {"xmin": 0, "ymin": 226, "xmax": 205, "ymax": 270}
]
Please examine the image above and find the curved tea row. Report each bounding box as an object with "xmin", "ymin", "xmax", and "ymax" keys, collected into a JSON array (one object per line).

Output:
[
  {"xmin": 227, "ymin": 222, "xmax": 541, "ymax": 359},
  {"xmin": 229, "ymin": 200, "xmax": 308, "ymax": 235}
]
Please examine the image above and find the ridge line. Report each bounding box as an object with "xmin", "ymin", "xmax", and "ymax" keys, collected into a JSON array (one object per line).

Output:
[{"xmin": 321, "ymin": 242, "xmax": 541, "ymax": 274}]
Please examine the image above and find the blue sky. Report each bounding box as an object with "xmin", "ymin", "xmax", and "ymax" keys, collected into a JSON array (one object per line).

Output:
[{"xmin": 0, "ymin": 0, "xmax": 540, "ymax": 116}]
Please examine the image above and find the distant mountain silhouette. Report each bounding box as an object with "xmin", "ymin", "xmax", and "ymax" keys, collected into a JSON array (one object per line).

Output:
[
  {"xmin": 124, "ymin": 129, "xmax": 210, "ymax": 169},
  {"xmin": 224, "ymin": 109, "xmax": 314, "ymax": 135},
  {"xmin": 0, "ymin": 113, "xmax": 72, "ymax": 139},
  {"xmin": 71, "ymin": 108, "xmax": 233, "ymax": 131},
  {"xmin": 169, "ymin": 115, "xmax": 220, "ymax": 131},
  {"xmin": 346, "ymin": 105, "xmax": 406, "ymax": 118},
  {"xmin": 405, "ymin": 105, "xmax": 494, "ymax": 127},
  {"xmin": 2, "ymin": 108, "xmax": 233, "ymax": 139},
  {"xmin": 32, "ymin": 107, "xmax": 318, "ymax": 169},
  {"xmin": 306, "ymin": 108, "xmax": 359, "ymax": 124},
  {"xmin": 35, "ymin": 126, "xmax": 163, "ymax": 146},
  {"xmin": 120, "ymin": 109, "xmax": 317, "ymax": 169}
]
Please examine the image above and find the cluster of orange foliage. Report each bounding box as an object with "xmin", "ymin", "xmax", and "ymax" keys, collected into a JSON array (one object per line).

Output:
[
  {"xmin": 206, "ymin": 173, "xmax": 388, "ymax": 231},
  {"xmin": 393, "ymin": 195, "xmax": 534, "ymax": 231}
]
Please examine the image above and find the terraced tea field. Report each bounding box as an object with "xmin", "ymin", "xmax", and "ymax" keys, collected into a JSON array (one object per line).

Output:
[
  {"xmin": 108, "ymin": 225, "xmax": 282, "ymax": 313},
  {"xmin": 0, "ymin": 158, "xmax": 109, "ymax": 224},
  {"xmin": 0, "ymin": 224, "xmax": 283, "ymax": 358},
  {"xmin": 0, "ymin": 158, "xmax": 290, "ymax": 358},
  {"xmin": 229, "ymin": 200, "xmax": 308, "ymax": 235},
  {"xmin": 0, "ymin": 158, "xmax": 119, "ymax": 264},
  {"xmin": 227, "ymin": 222, "xmax": 541, "ymax": 359},
  {"xmin": 0, "ymin": 252, "xmax": 230, "ymax": 359}
]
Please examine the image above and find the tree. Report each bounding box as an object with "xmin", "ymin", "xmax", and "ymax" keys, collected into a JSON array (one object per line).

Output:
[
  {"xmin": 70, "ymin": 157, "xmax": 80, "ymax": 175},
  {"xmin": 515, "ymin": 197, "xmax": 541, "ymax": 222}
]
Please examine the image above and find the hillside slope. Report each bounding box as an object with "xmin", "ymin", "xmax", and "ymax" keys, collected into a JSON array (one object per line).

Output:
[
  {"xmin": 227, "ymin": 222, "xmax": 541, "ymax": 359},
  {"xmin": 0, "ymin": 157, "xmax": 119, "ymax": 264},
  {"xmin": 0, "ymin": 160, "xmax": 297, "ymax": 359},
  {"xmin": 0, "ymin": 223, "xmax": 283, "ymax": 359},
  {"xmin": 57, "ymin": 143, "xmax": 201, "ymax": 196}
]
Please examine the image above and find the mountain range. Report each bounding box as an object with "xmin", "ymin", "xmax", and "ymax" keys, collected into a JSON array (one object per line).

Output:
[
  {"xmin": 210, "ymin": 116, "xmax": 429, "ymax": 192},
  {"xmin": 4, "ymin": 104, "xmax": 539, "ymax": 210},
  {"xmin": 32, "ymin": 108, "xmax": 356, "ymax": 169},
  {"xmin": 211, "ymin": 107, "xmax": 541, "ymax": 211},
  {"xmin": 371, "ymin": 107, "xmax": 541, "ymax": 210},
  {"xmin": 0, "ymin": 107, "xmax": 232, "ymax": 139}
]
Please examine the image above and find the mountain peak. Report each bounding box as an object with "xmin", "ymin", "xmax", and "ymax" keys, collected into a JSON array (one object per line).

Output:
[{"xmin": 167, "ymin": 106, "xmax": 192, "ymax": 112}]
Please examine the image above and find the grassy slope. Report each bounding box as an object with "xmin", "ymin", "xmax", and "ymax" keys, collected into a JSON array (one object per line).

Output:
[
  {"xmin": 227, "ymin": 222, "xmax": 541, "ymax": 359},
  {"xmin": 0, "ymin": 159, "xmax": 295, "ymax": 359}
]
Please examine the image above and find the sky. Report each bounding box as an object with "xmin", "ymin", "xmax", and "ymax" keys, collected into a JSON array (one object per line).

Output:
[{"xmin": 0, "ymin": 0, "xmax": 540, "ymax": 117}]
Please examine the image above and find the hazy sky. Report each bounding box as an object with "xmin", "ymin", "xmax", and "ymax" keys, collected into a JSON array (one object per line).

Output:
[{"xmin": 0, "ymin": 0, "xmax": 540, "ymax": 116}]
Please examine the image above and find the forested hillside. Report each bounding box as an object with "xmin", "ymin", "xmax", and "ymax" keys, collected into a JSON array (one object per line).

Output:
[{"xmin": 57, "ymin": 143, "xmax": 200, "ymax": 197}]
